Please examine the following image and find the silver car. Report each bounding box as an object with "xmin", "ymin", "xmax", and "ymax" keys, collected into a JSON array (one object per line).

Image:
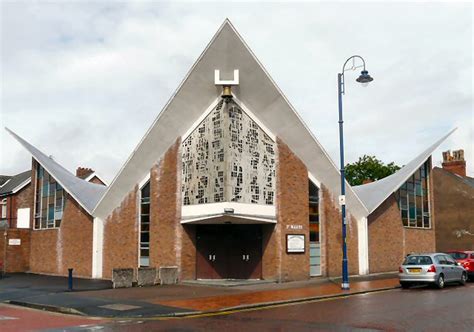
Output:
[{"xmin": 399, "ymin": 253, "xmax": 468, "ymax": 289}]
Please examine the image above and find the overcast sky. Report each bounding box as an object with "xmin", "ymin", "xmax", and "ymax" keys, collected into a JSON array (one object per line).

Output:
[{"xmin": 1, "ymin": 2, "xmax": 472, "ymax": 182}]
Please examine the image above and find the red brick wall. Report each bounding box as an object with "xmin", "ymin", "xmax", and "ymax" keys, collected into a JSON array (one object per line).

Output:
[
  {"xmin": 368, "ymin": 194, "xmax": 404, "ymax": 273},
  {"xmin": 101, "ymin": 139, "xmax": 188, "ymax": 280},
  {"xmin": 29, "ymin": 195, "xmax": 94, "ymax": 277},
  {"xmin": 367, "ymin": 165, "xmax": 436, "ymax": 273},
  {"xmin": 321, "ymin": 186, "xmax": 359, "ymax": 277},
  {"xmin": 433, "ymin": 167, "xmax": 474, "ymax": 251},
  {"xmin": 150, "ymin": 139, "xmax": 194, "ymax": 280},
  {"xmin": 102, "ymin": 188, "xmax": 138, "ymax": 279},
  {"xmin": 1, "ymin": 229, "xmax": 30, "ymax": 272},
  {"xmin": 261, "ymin": 139, "xmax": 310, "ymax": 282},
  {"xmin": 29, "ymin": 160, "xmax": 94, "ymax": 278}
]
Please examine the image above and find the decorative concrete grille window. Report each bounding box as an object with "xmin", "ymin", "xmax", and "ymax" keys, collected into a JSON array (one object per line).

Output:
[
  {"xmin": 34, "ymin": 165, "xmax": 65, "ymax": 230},
  {"xmin": 140, "ymin": 182, "xmax": 150, "ymax": 267},
  {"xmin": 182, "ymin": 99, "xmax": 276, "ymax": 206},
  {"xmin": 396, "ymin": 160, "xmax": 431, "ymax": 228}
]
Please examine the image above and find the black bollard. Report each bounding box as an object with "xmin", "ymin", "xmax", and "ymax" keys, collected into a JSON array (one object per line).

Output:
[{"xmin": 68, "ymin": 268, "xmax": 73, "ymax": 291}]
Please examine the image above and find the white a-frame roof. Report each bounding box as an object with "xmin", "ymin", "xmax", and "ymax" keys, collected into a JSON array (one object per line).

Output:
[
  {"xmin": 6, "ymin": 128, "xmax": 107, "ymax": 214},
  {"xmin": 353, "ymin": 129, "xmax": 456, "ymax": 215},
  {"xmin": 93, "ymin": 19, "xmax": 369, "ymax": 220}
]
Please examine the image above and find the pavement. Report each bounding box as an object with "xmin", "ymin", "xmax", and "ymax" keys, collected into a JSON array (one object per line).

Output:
[{"xmin": 0, "ymin": 272, "xmax": 400, "ymax": 319}]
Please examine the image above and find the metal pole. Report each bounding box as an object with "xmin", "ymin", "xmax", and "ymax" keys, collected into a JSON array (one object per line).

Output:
[{"xmin": 338, "ymin": 73, "xmax": 350, "ymax": 290}]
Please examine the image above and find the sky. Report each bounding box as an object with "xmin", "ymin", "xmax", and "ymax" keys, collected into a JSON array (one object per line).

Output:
[{"xmin": 1, "ymin": 1, "xmax": 473, "ymax": 183}]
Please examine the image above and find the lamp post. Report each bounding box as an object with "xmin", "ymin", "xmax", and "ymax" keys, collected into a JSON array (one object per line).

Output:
[{"xmin": 338, "ymin": 55, "xmax": 373, "ymax": 290}]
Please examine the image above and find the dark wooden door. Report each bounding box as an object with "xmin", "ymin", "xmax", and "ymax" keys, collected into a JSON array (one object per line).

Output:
[
  {"xmin": 229, "ymin": 226, "xmax": 262, "ymax": 279},
  {"xmin": 196, "ymin": 226, "xmax": 221, "ymax": 279},
  {"xmin": 196, "ymin": 225, "xmax": 262, "ymax": 279}
]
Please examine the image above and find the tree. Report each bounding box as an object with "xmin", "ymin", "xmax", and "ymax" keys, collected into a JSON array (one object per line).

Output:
[{"xmin": 345, "ymin": 155, "xmax": 401, "ymax": 186}]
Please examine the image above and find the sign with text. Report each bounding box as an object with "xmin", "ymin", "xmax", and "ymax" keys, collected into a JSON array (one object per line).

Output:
[
  {"xmin": 8, "ymin": 239, "xmax": 21, "ymax": 246},
  {"xmin": 286, "ymin": 234, "xmax": 305, "ymax": 253}
]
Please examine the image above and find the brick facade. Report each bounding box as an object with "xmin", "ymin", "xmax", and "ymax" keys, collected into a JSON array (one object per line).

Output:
[
  {"xmin": 102, "ymin": 139, "xmax": 190, "ymax": 280},
  {"xmin": 1, "ymin": 229, "xmax": 30, "ymax": 273},
  {"xmin": 433, "ymin": 167, "xmax": 473, "ymax": 251},
  {"xmin": 28, "ymin": 195, "xmax": 94, "ymax": 277},
  {"xmin": 367, "ymin": 167, "xmax": 436, "ymax": 273},
  {"xmin": 321, "ymin": 186, "xmax": 359, "ymax": 277},
  {"xmin": 266, "ymin": 138, "xmax": 310, "ymax": 281},
  {"xmin": 29, "ymin": 161, "xmax": 94, "ymax": 278},
  {"xmin": 102, "ymin": 188, "xmax": 138, "ymax": 279}
]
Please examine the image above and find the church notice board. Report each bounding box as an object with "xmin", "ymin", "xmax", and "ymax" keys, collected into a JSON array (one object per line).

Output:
[{"xmin": 286, "ymin": 234, "xmax": 305, "ymax": 253}]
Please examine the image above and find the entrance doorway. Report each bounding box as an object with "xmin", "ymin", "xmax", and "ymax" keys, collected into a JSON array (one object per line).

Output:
[{"xmin": 196, "ymin": 224, "xmax": 262, "ymax": 279}]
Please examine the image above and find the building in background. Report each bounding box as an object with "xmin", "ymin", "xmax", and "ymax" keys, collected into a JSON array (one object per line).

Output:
[
  {"xmin": 0, "ymin": 170, "xmax": 32, "ymax": 273},
  {"xmin": 433, "ymin": 150, "xmax": 474, "ymax": 251}
]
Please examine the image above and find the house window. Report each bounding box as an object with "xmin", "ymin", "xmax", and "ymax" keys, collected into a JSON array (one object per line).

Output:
[
  {"xmin": 1, "ymin": 198, "xmax": 6, "ymax": 219},
  {"xmin": 396, "ymin": 160, "xmax": 431, "ymax": 229},
  {"xmin": 34, "ymin": 165, "xmax": 65, "ymax": 230},
  {"xmin": 140, "ymin": 182, "xmax": 150, "ymax": 267}
]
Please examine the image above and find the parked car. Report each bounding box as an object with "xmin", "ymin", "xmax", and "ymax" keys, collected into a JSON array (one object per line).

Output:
[
  {"xmin": 399, "ymin": 253, "xmax": 468, "ymax": 289},
  {"xmin": 447, "ymin": 250, "xmax": 474, "ymax": 280}
]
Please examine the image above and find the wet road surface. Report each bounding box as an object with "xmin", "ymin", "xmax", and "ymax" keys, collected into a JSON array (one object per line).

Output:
[{"xmin": 60, "ymin": 283, "xmax": 474, "ymax": 331}]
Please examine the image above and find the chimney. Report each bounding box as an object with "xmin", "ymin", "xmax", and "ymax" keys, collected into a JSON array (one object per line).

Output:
[
  {"xmin": 442, "ymin": 149, "xmax": 466, "ymax": 177},
  {"xmin": 76, "ymin": 167, "xmax": 94, "ymax": 179}
]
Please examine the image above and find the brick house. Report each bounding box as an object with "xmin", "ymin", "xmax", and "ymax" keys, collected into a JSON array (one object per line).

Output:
[
  {"xmin": 433, "ymin": 150, "xmax": 474, "ymax": 251},
  {"xmin": 5, "ymin": 20, "xmax": 454, "ymax": 281},
  {"xmin": 0, "ymin": 170, "xmax": 32, "ymax": 273}
]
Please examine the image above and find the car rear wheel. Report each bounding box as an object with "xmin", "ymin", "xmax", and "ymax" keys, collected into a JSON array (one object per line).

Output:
[
  {"xmin": 435, "ymin": 274, "xmax": 445, "ymax": 289},
  {"xmin": 459, "ymin": 272, "xmax": 467, "ymax": 286},
  {"xmin": 400, "ymin": 282, "xmax": 411, "ymax": 289}
]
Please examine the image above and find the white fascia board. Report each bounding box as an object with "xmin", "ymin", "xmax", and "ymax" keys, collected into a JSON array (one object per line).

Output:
[
  {"xmin": 138, "ymin": 172, "xmax": 151, "ymax": 190},
  {"xmin": 92, "ymin": 21, "xmax": 233, "ymax": 218},
  {"xmin": 92, "ymin": 217, "xmax": 104, "ymax": 278},
  {"xmin": 357, "ymin": 217, "xmax": 369, "ymax": 275},
  {"xmin": 84, "ymin": 173, "xmax": 108, "ymax": 186},
  {"xmin": 182, "ymin": 202, "xmax": 276, "ymax": 220},
  {"xmin": 308, "ymin": 172, "xmax": 321, "ymax": 189},
  {"xmin": 0, "ymin": 179, "xmax": 11, "ymax": 188},
  {"xmin": 181, "ymin": 214, "xmax": 276, "ymax": 225},
  {"xmin": 12, "ymin": 178, "xmax": 32, "ymax": 194}
]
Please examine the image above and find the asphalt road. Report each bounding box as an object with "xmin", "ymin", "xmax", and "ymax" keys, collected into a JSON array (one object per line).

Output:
[
  {"xmin": 2, "ymin": 283, "xmax": 473, "ymax": 331},
  {"xmin": 57, "ymin": 282, "xmax": 474, "ymax": 331}
]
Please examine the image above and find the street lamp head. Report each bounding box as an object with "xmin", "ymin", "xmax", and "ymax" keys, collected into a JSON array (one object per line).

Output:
[{"xmin": 356, "ymin": 70, "xmax": 373, "ymax": 87}]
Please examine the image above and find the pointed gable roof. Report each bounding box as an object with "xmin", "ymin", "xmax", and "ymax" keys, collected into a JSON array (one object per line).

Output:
[
  {"xmin": 92, "ymin": 19, "xmax": 369, "ymax": 220},
  {"xmin": 353, "ymin": 129, "xmax": 456, "ymax": 214},
  {"xmin": 6, "ymin": 128, "xmax": 107, "ymax": 214}
]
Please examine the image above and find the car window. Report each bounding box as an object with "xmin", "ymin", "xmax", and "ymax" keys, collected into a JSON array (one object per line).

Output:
[
  {"xmin": 435, "ymin": 255, "xmax": 446, "ymax": 264},
  {"xmin": 471, "ymin": 254, "xmax": 474, "ymax": 259},
  {"xmin": 403, "ymin": 255, "xmax": 433, "ymax": 265},
  {"xmin": 449, "ymin": 252, "xmax": 468, "ymax": 259},
  {"xmin": 444, "ymin": 255, "xmax": 456, "ymax": 265}
]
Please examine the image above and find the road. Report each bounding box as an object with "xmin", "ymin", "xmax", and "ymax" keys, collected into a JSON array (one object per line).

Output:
[{"xmin": 2, "ymin": 283, "xmax": 473, "ymax": 331}]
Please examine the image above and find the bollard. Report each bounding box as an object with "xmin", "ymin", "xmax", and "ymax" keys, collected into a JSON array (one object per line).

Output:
[{"xmin": 68, "ymin": 268, "xmax": 73, "ymax": 291}]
